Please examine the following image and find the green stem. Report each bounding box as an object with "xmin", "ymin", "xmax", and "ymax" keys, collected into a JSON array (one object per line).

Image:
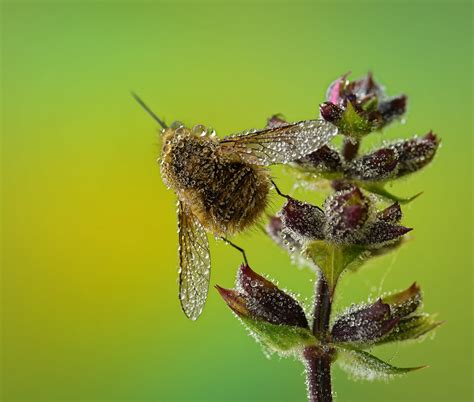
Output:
[{"xmin": 312, "ymin": 272, "xmax": 332, "ymax": 338}]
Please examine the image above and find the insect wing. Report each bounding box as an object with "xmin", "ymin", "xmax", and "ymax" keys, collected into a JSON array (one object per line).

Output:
[
  {"xmin": 177, "ymin": 201, "xmax": 211, "ymax": 320},
  {"xmin": 218, "ymin": 119, "xmax": 337, "ymax": 166}
]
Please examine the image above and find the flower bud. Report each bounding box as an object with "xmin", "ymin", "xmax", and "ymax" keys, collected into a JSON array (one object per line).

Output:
[
  {"xmin": 324, "ymin": 187, "xmax": 370, "ymax": 243},
  {"xmin": 325, "ymin": 72, "xmax": 350, "ymax": 104},
  {"xmin": 382, "ymin": 282, "xmax": 422, "ymax": 318},
  {"xmin": 294, "ymin": 145, "xmax": 344, "ymax": 175},
  {"xmin": 387, "ymin": 131, "xmax": 440, "ymax": 177},
  {"xmin": 346, "ymin": 72, "xmax": 384, "ymax": 101},
  {"xmin": 266, "ymin": 215, "xmax": 302, "ymax": 253},
  {"xmin": 377, "ymin": 202, "xmax": 402, "ymax": 223},
  {"xmin": 378, "ymin": 95, "xmax": 407, "ymax": 125},
  {"xmin": 280, "ymin": 197, "xmax": 326, "ymax": 241},
  {"xmin": 321, "ymin": 72, "xmax": 407, "ymax": 135},
  {"xmin": 347, "ymin": 148, "xmax": 399, "ymax": 182},
  {"xmin": 319, "ymin": 102, "xmax": 344, "ymax": 124},
  {"xmin": 331, "ymin": 283, "xmax": 425, "ymax": 346},
  {"xmin": 331, "ymin": 300, "xmax": 399, "ymax": 344},
  {"xmin": 360, "ymin": 221, "xmax": 412, "ymax": 247},
  {"xmin": 217, "ymin": 264, "xmax": 309, "ymax": 329}
]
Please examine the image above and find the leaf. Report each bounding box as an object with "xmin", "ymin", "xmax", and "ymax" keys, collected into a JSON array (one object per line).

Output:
[
  {"xmin": 303, "ymin": 241, "xmax": 366, "ymax": 291},
  {"xmin": 359, "ymin": 182, "xmax": 422, "ymax": 204},
  {"xmin": 239, "ymin": 317, "xmax": 317, "ymax": 355},
  {"xmin": 343, "ymin": 245, "xmax": 369, "ymax": 272},
  {"xmin": 375, "ymin": 314, "xmax": 443, "ymax": 345},
  {"xmin": 336, "ymin": 345, "xmax": 425, "ymax": 381},
  {"xmin": 338, "ymin": 102, "xmax": 372, "ymax": 138}
]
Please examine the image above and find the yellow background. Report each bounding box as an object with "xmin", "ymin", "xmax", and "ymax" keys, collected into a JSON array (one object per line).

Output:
[{"xmin": 1, "ymin": 1, "xmax": 472, "ymax": 401}]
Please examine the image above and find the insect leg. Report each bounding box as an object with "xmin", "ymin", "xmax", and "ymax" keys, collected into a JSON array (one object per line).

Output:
[
  {"xmin": 270, "ymin": 179, "xmax": 289, "ymax": 198},
  {"xmin": 221, "ymin": 237, "xmax": 249, "ymax": 265}
]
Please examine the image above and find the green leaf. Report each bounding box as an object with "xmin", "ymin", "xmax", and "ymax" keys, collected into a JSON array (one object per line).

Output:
[
  {"xmin": 339, "ymin": 102, "xmax": 372, "ymax": 138},
  {"xmin": 239, "ymin": 316, "xmax": 317, "ymax": 355},
  {"xmin": 361, "ymin": 96, "xmax": 378, "ymax": 113},
  {"xmin": 375, "ymin": 314, "xmax": 443, "ymax": 345},
  {"xmin": 336, "ymin": 345, "xmax": 425, "ymax": 381},
  {"xmin": 359, "ymin": 183, "xmax": 422, "ymax": 204},
  {"xmin": 303, "ymin": 241, "xmax": 367, "ymax": 291},
  {"xmin": 343, "ymin": 245, "xmax": 370, "ymax": 272}
]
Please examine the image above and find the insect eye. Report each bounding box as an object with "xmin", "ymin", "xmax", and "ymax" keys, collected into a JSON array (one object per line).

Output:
[{"xmin": 170, "ymin": 121, "xmax": 184, "ymax": 130}]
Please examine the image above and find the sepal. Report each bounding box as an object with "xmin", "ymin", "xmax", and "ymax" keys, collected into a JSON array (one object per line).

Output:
[{"xmin": 336, "ymin": 346, "xmax": 425, "ymax": 381}]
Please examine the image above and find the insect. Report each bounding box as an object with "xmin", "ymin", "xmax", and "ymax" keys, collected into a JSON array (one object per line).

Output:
[{"xmin": 133, "ymin": 93, "xmax": 337, "ymax": 320}]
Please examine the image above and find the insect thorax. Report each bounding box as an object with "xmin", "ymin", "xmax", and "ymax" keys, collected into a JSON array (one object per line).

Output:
[{"xmin": 160, "ymin": 126, "xmax": 270, "ymax": 236}]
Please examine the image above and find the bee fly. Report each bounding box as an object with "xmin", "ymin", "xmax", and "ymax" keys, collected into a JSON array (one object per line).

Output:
[{"xmin": 132, "ymin": 93, "xmax": 337, "ymax": 320}]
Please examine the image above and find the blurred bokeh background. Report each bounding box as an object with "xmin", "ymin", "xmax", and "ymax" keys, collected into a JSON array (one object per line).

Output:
[{"xmin": 1, "ymin": 1, "xmax": 472, "ymax": 401}]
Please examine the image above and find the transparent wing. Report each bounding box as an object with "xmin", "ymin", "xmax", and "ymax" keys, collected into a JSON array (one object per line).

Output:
[
  {"xmin": 218, "ymin": 119, "xmax": 337, "ymax": 166},
  {"xmin": 177, "ymin": 201, "xmax": 211, "ymax": 320}
]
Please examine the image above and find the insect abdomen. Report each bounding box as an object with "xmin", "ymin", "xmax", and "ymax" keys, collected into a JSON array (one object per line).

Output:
[
  {"xmin": 161, "ymin": 130, "xmax": 270, "ymax": 236},
  {"xmin": 199, "ymin": 161, "xmax": 270, "ymax": 236}
]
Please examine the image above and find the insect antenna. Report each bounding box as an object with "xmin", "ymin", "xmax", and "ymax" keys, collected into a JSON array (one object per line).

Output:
[
  {"xmin": 221, "ymin": 237, "xmax": 248, "ymax": 265},
  {"xmin": 131, "ymin": 91, "xmax": 168, "ymax": 129}
]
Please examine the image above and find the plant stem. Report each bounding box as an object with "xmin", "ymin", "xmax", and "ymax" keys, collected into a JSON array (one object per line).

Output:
[
  {"xmin": 342, "ymin": 137, "xmax": 359, "ymax": 161},
  {"xmin": 303, "ymin": 346, "xmax": 333, "ymax": 402},
  {"xmin": 312, "ymin": 271, "xmax": 332, "ymax": 338},
  {"xmin": 305, "ymin": 271, "xmax": 334, "ymax": 402}
]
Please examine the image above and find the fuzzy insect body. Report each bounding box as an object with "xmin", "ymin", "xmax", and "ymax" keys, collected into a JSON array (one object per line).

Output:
[
  {"xmin": 133, "ymin": 93, "xmax": 337, "ymax": 320},
  {"xmin": 161, "ymin": 124, "xmax": 270, "ymax": 237},
  {"xmin": 160, "ymin": 120, "xmax": 338, "ymax": 320}
]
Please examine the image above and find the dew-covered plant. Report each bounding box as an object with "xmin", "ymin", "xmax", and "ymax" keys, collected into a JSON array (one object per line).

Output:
[{"xmin": 216, "ymin": 73, "xmax": 442, "ymax": 402}]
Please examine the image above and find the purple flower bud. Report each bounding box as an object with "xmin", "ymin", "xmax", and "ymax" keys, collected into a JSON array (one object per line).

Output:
[
  {"xmin": 346, "ymin": 72, "xmax": 384, "ymax": 100},
  {"xmin": 280, "ymin": 197, "xmax": 326, "ymax": 241},
  {"xmin": 322, "ymin": 72, "xmax": 407, "ymax": 134},
  {"xmin": 319, "ymin": 102, "xmax": 344, "ymax": 124},
  {"xmin": 217, "ymin": 265, "xmax": 309, "ymax": 329},
  {"xmin": 215, "ymin": 286, "xmax": 250, "ymax": 317},
  {"xmin": 273, "ymin": 189, "xmax": 411, "ymax": 250},
  {"xmin": 325, "ymin": 72, "xmax": 350, "ymax": 104},
  {"xmin": 378, "ymin": 95, "xmax": 407, "ymax": 125},
  {"xmin": 294, "ymin": 145, "xmax": 344, "ymax": 174},
  {"xmin": 387, "ymin": 132, "xmax": 440, "ymax": 177},
  {"xmin": 382, "ymin": 282, "xmax": 422, "ymax": 318},
  {"xmin": 324, "ymin": 187, "xmax": 370, "ymax": 242},
  {"xmin": 360, "ymin": 221, "xmax": 412, "ymax": 247},
  {"xmin": 331, "ymin": 283, "xmax": 426, "ymax": 346},
  {"xmin": 347, "ymin": 148, "xmax": 399, "ymax": 181},
  {"xmin": 331, "ymin": 299, "xmax": 399, "ymax": 343},
  {"xmin": 377, "ymin": 202, "xmax": 402, "ymax": 224},
  {"xmin": 266, "ymin": 215, "xmax": 302, "ymax": 253}
]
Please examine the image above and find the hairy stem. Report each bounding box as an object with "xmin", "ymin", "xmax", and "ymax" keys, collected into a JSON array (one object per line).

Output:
[
  {"xmin": 312, "ymin": 271, "xmax": 332, "ymax": 338},
  {"xmin": 342, "ymin": 137, "xmax": 359, "ymax": 161},
  {"xmin": 305, "ymin": 271, "xmax": 334, "ymax": 402},
  {"xmin": 303, "ymin": 346, "xmax": 333, "ymax": 402}
]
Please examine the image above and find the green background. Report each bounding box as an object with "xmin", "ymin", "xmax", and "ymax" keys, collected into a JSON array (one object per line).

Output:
[{"xmin": 1, "ymin": 1, "xmax": 472, "ymax": 401}]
